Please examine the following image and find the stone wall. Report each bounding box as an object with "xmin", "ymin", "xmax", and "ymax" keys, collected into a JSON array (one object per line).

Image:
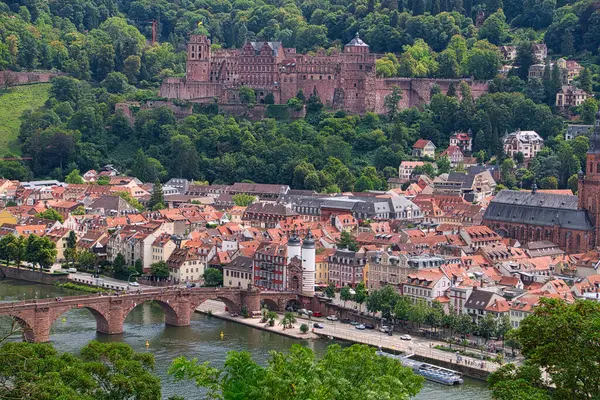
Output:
[
  {"xmin": 0, "ymin": 70, "xmax": 58, "ymax": 87},
  {"xmin": 0, "ymin": 265, "xmax": 69, "ymax": 285}
]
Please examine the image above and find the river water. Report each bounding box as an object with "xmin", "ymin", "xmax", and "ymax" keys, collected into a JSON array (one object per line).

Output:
[{"xmin": 0, "ymin": 279, "xmax": 490, "ymax": 399}]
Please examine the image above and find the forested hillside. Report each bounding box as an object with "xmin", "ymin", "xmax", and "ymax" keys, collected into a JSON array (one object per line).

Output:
[{"xmin": 0, "ymin": 0, "xmax": 598, "ymax": 191}]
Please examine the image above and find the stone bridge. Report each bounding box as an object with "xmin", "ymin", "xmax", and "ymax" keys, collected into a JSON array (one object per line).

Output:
[{"xmin": 0, "ymin": 287, "xmax": 299, "ymax": 342}]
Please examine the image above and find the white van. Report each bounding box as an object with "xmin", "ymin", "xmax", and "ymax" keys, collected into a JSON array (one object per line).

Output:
[{"xmin": 67, "ymin": 268, "xmax": 77, "ymax": 273}]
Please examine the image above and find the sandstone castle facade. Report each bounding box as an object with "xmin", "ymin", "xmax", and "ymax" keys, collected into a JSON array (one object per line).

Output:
[{"xmin": 160, "ymin": 34, "xmax": 489, "ymax": 114}]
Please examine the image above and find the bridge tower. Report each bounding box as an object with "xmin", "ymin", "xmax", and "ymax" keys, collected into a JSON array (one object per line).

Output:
[{"xmin": 301, "ymin": 231, "xmax": 316, "ymax": 295}]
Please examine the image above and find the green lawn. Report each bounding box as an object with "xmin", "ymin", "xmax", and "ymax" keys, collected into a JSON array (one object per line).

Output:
[{"xmin": 0, "ymin": 83, "xmax": 50, "ymax": 155}]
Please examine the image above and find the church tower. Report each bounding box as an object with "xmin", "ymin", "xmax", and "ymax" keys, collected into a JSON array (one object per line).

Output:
[
  {"xmin": 186, "ymin": 35, "xmax": 211, "ymax": 82},
  {"xmin": 578, "ymin": 109, "xmax": 600, "ymax": 244}
]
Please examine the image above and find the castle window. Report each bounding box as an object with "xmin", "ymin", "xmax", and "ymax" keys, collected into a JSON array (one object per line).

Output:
[
  {"xmin": 354, "ymin": 83, "xmax": 357, "ymax": 88},
  {"xmin": 359, "ymin": 65, "xmax": 363, "ymax": 70},
  {"xmin": 328, "ymin": 76, "xmax": 331, "ymax": 80},
  {"xmin": 320, "ymin": 75, "xmax": 322, "ymax": 79}
]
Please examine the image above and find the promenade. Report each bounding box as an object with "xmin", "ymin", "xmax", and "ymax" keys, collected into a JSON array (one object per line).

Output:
[{"xmin": 197, "ymin": 300, "xmax": 500, "ymax": 379}]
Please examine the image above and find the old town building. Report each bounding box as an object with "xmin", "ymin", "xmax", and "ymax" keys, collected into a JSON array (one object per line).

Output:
[{"xmin": 484, "ymin": 113, "xmax": 600, "ymax": 253}]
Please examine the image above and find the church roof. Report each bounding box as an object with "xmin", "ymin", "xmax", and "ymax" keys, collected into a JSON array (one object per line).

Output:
[
  {"xmin": 345, "ymin": 33, "xmax": 368, "ymax": 47},
  {"xmin": 484, "ymin": 190, "xmax": 593, "ymax": 231}
]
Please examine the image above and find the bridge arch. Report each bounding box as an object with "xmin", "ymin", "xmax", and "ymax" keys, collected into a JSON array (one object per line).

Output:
[
  {"xmin": 192, "ymin": 295, "xmax": 242, "ymax": 314},
  {"xmin": 261, "ymin": 298, "xmax": 280, "ymax": 311},
  {"xmin": 49, "ymin": 304, "xmax": 112, "ymax": 336},
  {"xmin": 4, "ymin": 314, "xmax": 35, "ymax": 342},
  {"xmin": 122, "ymin": 299, "xmax": 180, "ymax": 327}
]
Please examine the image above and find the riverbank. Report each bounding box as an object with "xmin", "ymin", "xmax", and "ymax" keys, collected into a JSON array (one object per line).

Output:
[
  {"xmin": 0, "ymin": 265, "xmax": 68, "ymax": 285},
  {"xmin": 196, "ymin": 299, "xmax": 319, "ymax": 340},
  {"xmin": 196, "ymin": 300, "xmax": 497, "ymax": 380}
]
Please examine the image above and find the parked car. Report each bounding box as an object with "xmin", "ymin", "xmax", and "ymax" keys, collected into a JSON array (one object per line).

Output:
[
  {"xmin": 349, "ymin": 321, "xmax": 359, "ymax": 326},
  {"xmin": 313, "ymin": 323, "xmax": 325, "ymax": 329},
  {"xmin": 341, "ymin": 318, "xmax": 352, "ymax": 324},
  {"xmin": 400, "ymin": 334, "xmax": 412, "ymax": 340},
  {"xmin": 67, "ymin": 268, "xmax": 77, "ymax": 273},
  {"xmin": 313, "ymin": 311, "xmax": 323, "ymax": 317},
  {"xmin": 355, "ymin": 324, "xmax": 366, "ymax": 330},
  {"xmin": 379, "ymin": 326, "xmax": 391, "ymax": 333},
  {"xmin": 364, "ymin": 323, "xmax": 375, "ymax": 329},
  {"xmin": 128, "ymin": 282, "xmax": 139, "ymax": 287},
  {"xmin": 326, "ymin": 315, "xmax": 338, "ymax": 321}
]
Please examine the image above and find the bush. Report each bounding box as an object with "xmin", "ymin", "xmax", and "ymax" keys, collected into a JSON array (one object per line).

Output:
[
  {"xmin": 55, "ymin": 282, "xmax": 108, "ymax": 293},
  {"xmin": 265, "ymin": 104, "xmax": 290, "ymax": 120},
  {"xmin": 300, "ymin": 323, "xmax": 309, "ymax": 334},
  {"xmin": 241, "ymin": 306, "xmax": 249, "ymax": 318}
]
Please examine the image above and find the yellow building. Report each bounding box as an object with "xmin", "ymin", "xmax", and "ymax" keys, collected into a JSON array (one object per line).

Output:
[
  {"xmin": 0, "ymin": 209, "xmax": 17, "ymax": 226},
  {"xmin": 315, "ymin": 253, "xmax": 329, "ymax": 285}
]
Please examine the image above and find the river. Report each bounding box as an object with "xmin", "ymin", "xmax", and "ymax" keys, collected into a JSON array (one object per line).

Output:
[{"xmin": 0, "ymin": 279, "xmax": 490, "ymax": 399}]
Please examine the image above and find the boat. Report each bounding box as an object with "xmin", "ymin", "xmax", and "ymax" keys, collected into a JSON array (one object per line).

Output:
[{"xmin": 376, "ymin": 350, "xmax": 464, "ymax": 386}]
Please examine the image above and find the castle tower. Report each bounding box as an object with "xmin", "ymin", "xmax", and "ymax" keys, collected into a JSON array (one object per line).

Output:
[
  {"xmin": 578, "ymin": 109, "xmax": 600, "ymax": 245},
  {"xmin": 301, "ymin": 231, "xmax": 316, "ymax": 295},
  {"xmin": 287, "ymin": 231, "xmax": 301, "ymax": 263},
  {"xmin": 186, "ymin": 35, "xmax": 211, "ymax": 82},
  {"xmin": 344, "ymin": 33, "xmax": 369, "ymax": 54}
]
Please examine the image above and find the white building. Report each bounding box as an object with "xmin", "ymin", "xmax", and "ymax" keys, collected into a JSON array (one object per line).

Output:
[{"xmin": 502, "ymin": 130, "xmax": 544, "ymax": 160}]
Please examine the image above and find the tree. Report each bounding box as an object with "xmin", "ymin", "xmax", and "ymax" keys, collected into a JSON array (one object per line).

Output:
[
  {"xmin": 101, "ymin": 72, "xmax": 129, "ymax": 94},
  {"xmin": 35, "ymin": 208, "xmax": 64, "ymax": 223},
  {"xmin": 300, "ymin": 323, "xmax": 309, "ymax": 333},
  {"xmin": 148, "ymin": 179, "xmax": 165, "ymax": 211},
  {"xmin": 118, "ymin": 192, "xmax": 144, "ymax": 212},
  {"xmin": 515, "ymin": 42, "xmax": 537, "ymax": 80},
  {"xmin": 466, "ymin": 43, "xmax": 501, "ymax": 80},
  {"xmin": 65, "ymin": 168, "xmax": 84, "ymax": 184},
  {"xmin": 239, "ymin": 86, "xmax": 256, "ymax": 107},
  {"xmin": 336, "ymin": 231, "xmax": 359, "ymax": 251},
  {"xmin": 477, "ymin": 10, "xmax": 508, "ymax": 45},
  {"xmin": 24, "ymin": 235, "xmax": 57, "ymax": 271},
  {"xmin": 307, "ymin": 89, "xmax": 324, "ymax": 113},
  {"xmin": 579, "ymin": 68, "xmax": 592, "ymax": 93},
  {"xmin": 580, "ymin": 98, "xmax": 598, "ymax": 125},
  {"xmin": 112, "ymin": 253, "xmax": 130, "ymax": 280},
  {"xmin": 567, "ymin": 174, "xmax": 579, "ymax": 194},
  {"xmin": 264, "ymin": 92, "xmax": 275, "ymax": 104},
  {"xmin": 539, "ymin": 176, "xmax": 558, "ymax": 189},
  {"xmin": 0, "ymin": 340, "xmax": 160, "ymax": 400},
  {"xmin": 340, "ymin": 286, "xmax": 353, "ymax": 307},
  {"xmin": 366, "ymin": 285, "xmax": 400, "ymax": 320},
  {"xmin": 232, "ymin": 193, "xmax": 256, "ymax": 206},
  {"xmin": 384, "ymin": 86, "xmax": 403, "ymax": 121},
  {"xmin": 203, "ymin": 268, "xmax": 223, "ymax": 287},
  {"xmin": 437, "ymin": 156, "xmax": 451, "ymax": 174},
  {"xmin": 78, "ymin": 250, "xmax": 98, "ymax": 271},
  {"xmin": 64, "ymin": 231, "xmax": 77, "ymax": 268},
  {"xmin": 511, "ymin": 298, "xmax": 600, "ymax": 400},
  {"xmin": 325, "ymin": 283, "xmax": 336, "ymax": 299},
  {"xmin": 478, "ymin": 313, "xmax": 498, "ymax": 343},
  {"xmin": 354, "ymin": 281, "xmax": 368, "ymax": 312},
  {"xmin": 150, "ymin": 261, "xmax": 169, "ymax": 280},
  {"xmin": 169, "ymin": 344, "xmax": 423, "ymax": 399},
  {"xmin": 489, "ymin": 362, "xmax": 550, "ymax": 400}
]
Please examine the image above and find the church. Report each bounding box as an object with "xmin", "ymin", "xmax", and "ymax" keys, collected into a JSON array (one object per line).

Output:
[{"xmin": 483, "ymin": 111, "xmax": 600, "ymax": 253}]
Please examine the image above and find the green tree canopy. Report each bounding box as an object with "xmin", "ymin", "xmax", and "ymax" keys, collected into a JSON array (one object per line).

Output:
[{"xmin": 169, "ymin": 344, "xmax": 423, "ymax": 400}]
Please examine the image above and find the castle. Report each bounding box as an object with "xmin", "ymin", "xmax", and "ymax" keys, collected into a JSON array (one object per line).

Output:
[{"xmin": 159, "ymin": 34, "xmax": 489, "ymax": 114}]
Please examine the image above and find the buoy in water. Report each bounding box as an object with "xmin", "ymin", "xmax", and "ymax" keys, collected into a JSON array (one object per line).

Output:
[
  {"xmin": 145, "ymin": 340, "xmax": 149, "ymax": 348},
  {"xmin": 61, "ymin": 317, "xmax": 67, "ymax": 323},
  {"xmin": 220, "ymin": 331, "xmax": 224, "ymax": 340}
]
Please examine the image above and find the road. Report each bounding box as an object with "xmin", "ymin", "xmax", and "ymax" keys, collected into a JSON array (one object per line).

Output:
[
  {"xmin": 66, "ymin": 270, "xmax": 154, "ymax": 291},
  {"xmin": 295, "ymin": 314, "xmax": 502, "ymax": 372}
]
